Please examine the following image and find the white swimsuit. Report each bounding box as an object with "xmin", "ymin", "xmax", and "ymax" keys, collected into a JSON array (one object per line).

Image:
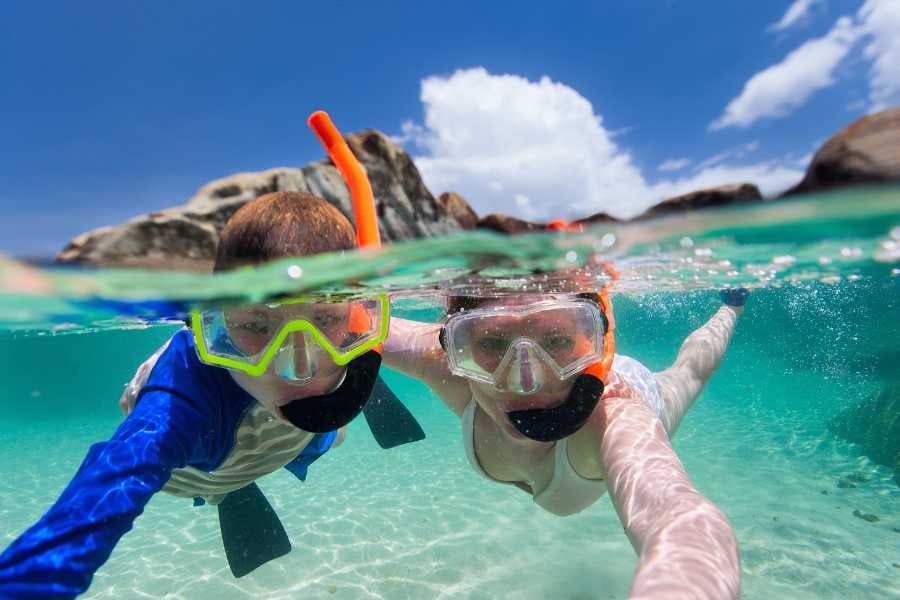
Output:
[{"xmin": 462, "ymin": 354, "xmax": 663, "ymax": 516}]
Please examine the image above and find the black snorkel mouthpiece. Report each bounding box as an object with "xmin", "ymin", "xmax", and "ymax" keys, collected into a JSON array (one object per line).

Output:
[
  {"xmin": 505, "ymin": 373, "xmax": 605, "ymax": 442},
  {"xmin": 280, "ymin": 351, "xmax": 381, "ymax": 433}
]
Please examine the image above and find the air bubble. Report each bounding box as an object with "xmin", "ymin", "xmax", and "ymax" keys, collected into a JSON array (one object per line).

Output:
[
  {"xmin": 287, "ymin": 265, "xmax": 303, "ymax": 279},
  {"xmin": 679, "ymin": 237, "xmax": 694, "ymax": 248}
]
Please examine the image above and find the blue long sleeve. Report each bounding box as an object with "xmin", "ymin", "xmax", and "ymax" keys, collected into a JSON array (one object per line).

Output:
[{"xmin": 0, "ymin": 389, "xmax": 213, "ymax": 599}]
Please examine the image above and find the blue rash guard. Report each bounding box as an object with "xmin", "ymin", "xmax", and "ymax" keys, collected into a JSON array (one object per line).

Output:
[{"xmin": 0, "ymin": 330, "xmax": 335, "ymax": 599}]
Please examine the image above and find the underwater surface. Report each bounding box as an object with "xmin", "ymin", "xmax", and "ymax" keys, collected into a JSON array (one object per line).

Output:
[{"xmin": 1, "ymin": 187, "xmax": 899, "ymax": 598}]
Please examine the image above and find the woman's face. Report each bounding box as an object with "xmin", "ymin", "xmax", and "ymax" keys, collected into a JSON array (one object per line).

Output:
[{"xmin": 456, "ymin": 295, "xmax": 586, "ymax": 439}]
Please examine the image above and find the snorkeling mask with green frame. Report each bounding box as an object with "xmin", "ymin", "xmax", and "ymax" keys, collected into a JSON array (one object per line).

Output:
[{"xmin": 190, "ymin": 111, "xmax": 389, "ymax": 433}]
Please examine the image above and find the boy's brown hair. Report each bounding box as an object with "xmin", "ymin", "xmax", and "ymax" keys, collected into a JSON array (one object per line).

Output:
[{"xmin": 214, "ymin": 191, "xmax": 357, "ymax": 272}]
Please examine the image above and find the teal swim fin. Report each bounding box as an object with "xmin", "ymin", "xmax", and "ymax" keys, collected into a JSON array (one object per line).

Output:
[
  {"xmin": 363, "ymin": 376, "xmax": 426, "ymax": 449},
  {"xmin": 218, "ymin": 483, "xmax": 291, "ymax": 578}
]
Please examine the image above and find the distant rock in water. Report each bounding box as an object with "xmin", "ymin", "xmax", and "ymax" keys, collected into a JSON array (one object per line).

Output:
[
  {"xmin": 57, "ymin": 130, "xmax": 464, "ymax": 269},
  {"xmin": 635, "ymin": 184, "xmax": 763, "ymax": 220},
  {"xmin": 784, "ymin": 107, "xmax": 900, "ymax": 196},
  {"xmin": 438, "ymin": 192, "xmax": 479, "ymax": 230},
  {"xmin": 828, "ymin": 382, "xmax": 900, "ymax": 486},
  {"xmin": 477, "ymin": 213, "xmax": 547, "ymax": 235}
]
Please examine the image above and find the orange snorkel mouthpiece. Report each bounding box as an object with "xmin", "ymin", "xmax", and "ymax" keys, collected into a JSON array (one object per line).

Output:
[{"xmin": 307, "ymin": 111, "xmax": 382, "ymax": 250}]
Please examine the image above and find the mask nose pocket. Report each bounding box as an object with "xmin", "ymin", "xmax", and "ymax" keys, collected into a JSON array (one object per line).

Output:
[
  {"xmin": 503, "ymin": 340, "xmax": 546, "ymax": 395},
  {"xmin": 274, "ymin": 332, "xmax": 318, "ymax": 384}
]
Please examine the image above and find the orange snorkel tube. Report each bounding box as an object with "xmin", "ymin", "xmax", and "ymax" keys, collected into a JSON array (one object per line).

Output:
[
  {"xmin": 307, "ymin": 110, "xmax": 384, "ymax": 345},
  {"xmin": 273, "ymin": 111, "xmax": 386, "ymax": 434},
  {"xmin": 308, "ymin": 111, "xmax": 381, "ymax": 250}
]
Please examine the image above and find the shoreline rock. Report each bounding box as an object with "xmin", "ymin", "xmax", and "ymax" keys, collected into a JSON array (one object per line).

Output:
[
  {"xmin": 784, "ymin": 107, "xmax": 900, "ymax": 197},
  {"xmin": 57, "ymin": 131, "xmax": 466, "ymax": 270},
  {"xmin": 56, "ymin": 107, "xmax": 900, "ymax": 261}
]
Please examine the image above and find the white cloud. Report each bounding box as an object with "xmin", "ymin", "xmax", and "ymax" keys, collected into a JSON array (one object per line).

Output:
[
  {"xmin": 409, "ymin": 68, "xmax": 649, "ymax": 218},
  {"xmin": 402, "ymin": 69, "xmax": 804, "ymax": 220},
  {"xmin": 658, "ymin": 158, "xmax": 692, "ymax": 172},
  {"xmin": 859, "ymin": 0, "xmax": 900, "ymax": 110},
  {"xmin": 710, "ymin": 16, "xmax": 861, "ymax": 130},
  {"xmin": 768, "ymin": 0, "xmax": 821, "ymax": 32},
  {"xmin": 693, "ymin": 141, "xmax": 760, "ymax": 172}
]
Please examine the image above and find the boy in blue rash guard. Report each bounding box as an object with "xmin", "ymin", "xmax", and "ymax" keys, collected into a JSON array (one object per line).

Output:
[{"xmin": 0, "ymin": 191, "xmax": 392, "ymax": 598}]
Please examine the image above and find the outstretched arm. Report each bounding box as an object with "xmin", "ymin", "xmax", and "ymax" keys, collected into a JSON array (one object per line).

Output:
[
  {"xmin": 654, "ymin": 292, "xmax": 745, "ymax": 435},
  {"xmin": 594, "ymin": 378, "xmax": 740, "ymax": 599},
  {"xmin": 383, "ymin": 317, "xmax": 471, "ymax": 415},
  {"xmin": 0, "ymin": 391, "xmax": 211, "ymax": 599}
]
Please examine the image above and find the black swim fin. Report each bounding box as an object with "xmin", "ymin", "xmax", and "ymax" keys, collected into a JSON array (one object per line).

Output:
[
  {"xmin": 363, "ymin": 376, "xmax": 426, "ymax": 449},
  {"xmin": 218, "ymin": 482, "xmax": 291, "ymax": 578}
]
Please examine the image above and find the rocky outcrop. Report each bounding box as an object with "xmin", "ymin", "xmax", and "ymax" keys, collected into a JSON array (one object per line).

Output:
[
  {"xmin": 477, "ymin": 213, "xmax": 546, "ymax": 235},
  {"xmin": 828, "ymin": 383, "xmax": 900, "ymax": 486},
  {"xmin": 635, "ymin": 183, "xmax": 763, "ymax": 220},
  {"xmin": 438, "ymin": 192, "xmax": 479, "ymax": 230},
  {"xmin": 57, "ymin": 130, "xmax": 465, "ymax": 269},
  {"xmin": 785, "ymin": 107, "xmax": 900, "ymax": 196},
  {"xmin": 574, "ymin": 211, "xmax": 622, "ymax": 227}
]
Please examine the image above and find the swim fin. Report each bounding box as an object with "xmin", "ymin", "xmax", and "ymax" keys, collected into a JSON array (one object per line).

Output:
[
  {"xmin": 218, "ymin": 482, "xmax": 291, "ymax": 578},
  {"xmin": 363, "ymin": 376, "xmax": 426, "ymax": 449}
]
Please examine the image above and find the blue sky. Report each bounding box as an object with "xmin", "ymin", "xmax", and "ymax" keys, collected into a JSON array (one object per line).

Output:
[{"xmin": 2, "ymin": 0, "xmax": 897, "ymax": 257}]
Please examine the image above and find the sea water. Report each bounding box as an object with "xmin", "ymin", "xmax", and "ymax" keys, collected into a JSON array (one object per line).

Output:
[{"xmin": 0, "ymin": 187, "xmax": 898, "ymax": 599}]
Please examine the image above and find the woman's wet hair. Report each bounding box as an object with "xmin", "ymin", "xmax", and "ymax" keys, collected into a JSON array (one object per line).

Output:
[{"xmin": 214, "ymin": 191, "xmax": 357, "ymax": 272}]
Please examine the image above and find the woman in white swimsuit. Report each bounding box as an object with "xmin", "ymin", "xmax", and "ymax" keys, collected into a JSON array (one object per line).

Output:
[{"xmin": 384, "ymin": 286, "xmax": 748, "ymax": 599}]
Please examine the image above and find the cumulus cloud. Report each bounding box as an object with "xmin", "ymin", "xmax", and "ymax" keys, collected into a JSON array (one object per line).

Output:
[
  {"xmin": 402, "ymin": 69, "xmax": 803, "ymax": 220},
  {"xmin": 408, "ymin": 68, "xmax": 649, "ymax": 218},
  {"xmin": 768, "ymin": 0, "xmax": 821, "ymax": 32},
  {"xmin": 859, "ymin": 0, "xmax": 900, "ymax": 110},
  {"xmin": 711, "ymin": 16, "xmax": 861, "ymax": 130},
  {"xmin": 658, "ymin": 158, "xmax": 692, "ymax": 172}
]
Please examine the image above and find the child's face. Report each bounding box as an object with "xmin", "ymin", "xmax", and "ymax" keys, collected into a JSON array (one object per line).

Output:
[
  {"xmin": 221, "ymin": 301, "xmax": 355, "ymax": 422},
  {"xmin": 230, "ymin": 352, "xmax": 347, "ymax": 421}
]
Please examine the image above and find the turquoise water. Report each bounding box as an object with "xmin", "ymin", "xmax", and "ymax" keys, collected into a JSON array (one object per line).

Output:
[{"xmin": 1, "ymin": 188, "xmax": 899, "ymax": 598}]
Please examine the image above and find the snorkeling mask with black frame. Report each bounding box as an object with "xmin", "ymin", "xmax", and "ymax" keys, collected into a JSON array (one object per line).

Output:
[
  {"xmin": 190, "ymin": 111, "xmax": 388, "ymax": 433},
  {"xmin": 440, "ymin": 259, "xmax": 618, "ymax": 442}
]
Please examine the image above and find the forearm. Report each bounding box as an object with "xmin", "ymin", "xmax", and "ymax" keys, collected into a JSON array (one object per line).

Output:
[
  {"xmin": 656, "ymin": 305, "xmax": 741, "ymax": 434},
  {"xmin": 599, "ymin": 390, "xmax": 739, "ymax": 599},
  {"xmin": 383, "ymin": 317, "xmax": 444, "ymax": 380},
  {"xmin": 0, "ymin": 391, "xmax": 201, "ymax": 599},
  {"xmin": 630, "ymin": 491, "xmax": 739, "ymax": 600},
  {"xmin": 0, "ymin": 441, "xmax": 171, "ymax": 598}
]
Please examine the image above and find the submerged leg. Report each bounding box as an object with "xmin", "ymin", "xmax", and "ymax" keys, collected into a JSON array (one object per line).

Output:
[
  {"xmin": 218, "ymin": 483, "xmax": 291, "ymax": 578},
  {"xmin": 654, "ymin": 301, "xmax": 744, "ymax": 435}
]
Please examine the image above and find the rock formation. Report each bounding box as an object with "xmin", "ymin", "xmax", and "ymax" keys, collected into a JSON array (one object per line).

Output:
[
  {"xmin": 634, "ymin": 183, "xmax": 763, "ymax": 220},
  {"xmin": 438, "ymin": 192, "xmax": 479, "ymax": 230},
  {"xmin": 828, "ymin": 382, "xmax": 900, "ymax": 486},
  {"xmin": 785, "ymin": 107, "xmax": 900, "ymax": 196},
  {"xmin": 57, "ymin": 131, "xmax": 465, "ymax": 269}
]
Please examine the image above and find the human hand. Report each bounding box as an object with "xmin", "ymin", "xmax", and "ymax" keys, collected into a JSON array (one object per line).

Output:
[{"xmin": 719, "ymin": 287, "xmax": 749, "ymax": 307}]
